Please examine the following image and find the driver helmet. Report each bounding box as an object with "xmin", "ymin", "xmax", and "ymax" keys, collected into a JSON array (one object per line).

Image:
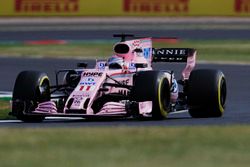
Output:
[{"xmin": 107, "ymin": 56, "xmax": 124, "ymax": 69}]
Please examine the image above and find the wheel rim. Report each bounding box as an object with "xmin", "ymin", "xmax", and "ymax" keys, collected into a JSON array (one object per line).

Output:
[{"xmin": 38, "ymin": 76, "xmax": 50, "ymax": 101}]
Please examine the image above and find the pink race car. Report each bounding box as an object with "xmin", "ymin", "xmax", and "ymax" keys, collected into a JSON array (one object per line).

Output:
[{"xmin": 11, "ymin": 34, "xmax": 227, "ymax": 122}]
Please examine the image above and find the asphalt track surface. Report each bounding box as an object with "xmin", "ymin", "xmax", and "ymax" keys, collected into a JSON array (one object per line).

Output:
[
  {"xmin": 1, "ymin": 29, "xmax": 250, "ymax": 41},
  {"xmin": 0, "ymin": 57, "xmax": 249, "ymax": 127}
]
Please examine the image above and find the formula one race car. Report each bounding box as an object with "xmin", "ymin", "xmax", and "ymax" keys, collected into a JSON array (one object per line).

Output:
[{"xmin": 11, "ymin": 34, "xmax": 227, "ymax": 122}]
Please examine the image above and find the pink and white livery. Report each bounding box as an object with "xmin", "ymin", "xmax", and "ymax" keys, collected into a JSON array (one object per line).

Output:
[{"xmin": 11, "ymin": 34, "xmax": 227, "ymax": 122}]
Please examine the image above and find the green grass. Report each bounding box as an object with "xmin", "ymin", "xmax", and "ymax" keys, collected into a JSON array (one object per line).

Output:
[
  {"xmin": 173, "ymin": 40, "xmax": 250, "ymax": 63},
  {"xmin": 0, "ymin": 40, "xmax": 250, "ymax": 63},
  {"xmin": 0, "ymin": 127, "xmax": 250, "ymax": 167},
  {"xmin": 0, "ymin": 42, "xmax": 114, "ymax": 59},
  {"xmin": 0, "ymin": 100, "xmax": 14, "ymax": 120}
]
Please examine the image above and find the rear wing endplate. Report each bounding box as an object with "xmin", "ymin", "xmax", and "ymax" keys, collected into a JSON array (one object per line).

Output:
[{"xmin": 152, "ymin": 48, "xmax": 196, "ymax": 62}]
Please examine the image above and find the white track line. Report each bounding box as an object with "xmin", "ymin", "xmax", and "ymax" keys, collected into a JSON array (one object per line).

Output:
[
  {"xmin": 169, "ymin": 110, "xmax": 188, "ymax": 115},
  {"xmin": 46, "ymin": 117, "xmax": 84, "ymax": 120},
  {"xmin": 0, "ymin": 117, "xmax": 84, "ymax": 123},
  {"xmin": 0, "ymin": 120, "xmax": 21, "ymax": 123}
]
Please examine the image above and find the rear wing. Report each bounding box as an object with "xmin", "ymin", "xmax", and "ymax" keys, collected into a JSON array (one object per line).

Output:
[
  {"xmin": 152, "ymin": 48, "xmax": 196, "ymax": 62},
  {"xmin": 152, "ymin": 48, "xmax": 197, "ymax": 80}
]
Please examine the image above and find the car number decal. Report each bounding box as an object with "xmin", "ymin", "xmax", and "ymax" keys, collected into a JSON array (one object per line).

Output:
[{"xmin": 79, "ymin": 85, "xmax": 96, "ymax": 91}]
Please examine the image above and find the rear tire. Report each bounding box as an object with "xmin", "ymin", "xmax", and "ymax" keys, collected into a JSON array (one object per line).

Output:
[
  {"xmin": 12, "ymin": 71, "xmax": 50, "ymax": 122},
  {"xmin": 131, "ymin": 71, "xmax": 171, "ymax": 120},
  {"xmin": 187, "ymin": 69, "xmax": 227, "ymax": 118}
]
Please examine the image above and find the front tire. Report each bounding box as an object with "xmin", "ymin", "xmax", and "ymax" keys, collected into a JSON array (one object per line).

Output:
[
  {"xmin": 12, "ymin": 71, "xmax": 50, "ymax": 122},
  {"xmin": 187, "ymin": 69, "xmax": 227, "ymax": 118},
  {"xmin": 132, "ymin": 71, "xmax": 171, "ymax": 120}
]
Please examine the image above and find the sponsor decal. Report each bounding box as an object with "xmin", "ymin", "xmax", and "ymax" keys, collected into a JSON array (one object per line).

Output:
[
  {"xmin": 73, "ymin": 93, "xmax": 90, "ymax": 98},
  {"xmin": 97, "ymin": 62, "xmax": 106, "ymax": 69},
  {"xmin": 129, "ymin": 63, "xmax": 136, "ymax": 70},
  {"xmin": 72, "ymin": 95, "xmax": 84, "ymax": 106},
  {"xmin": 153, "ymin": 48, "xmax": 191, "ymax": 62},
  {"xmin": 153, "ymin": 48, "xmax": 187, "ymax": 56},
  {"xmin": 120, "ymin": 79, "xmax": 129, "ymax": 85},
  {"xmin": 15, "ymin": 0, "xmax": 79, "ymax": 13},
  {"xmin": 132, "ymin": 40, "xmax": 141, "ymax": 47},
  {"xmin": 82, "ymin": 72, "xmax": 103, "ymax": 77},
  {"xmin": 235, "ymin": 0, "xmax": 250, "ymax": 13},
  {"xmin": 73, "ymin": 99, "xmax": 81, "ymax": 106},
  {"xmin": 73, "ymin": 95, "xmax": 84, "ymax": 99},
  {"xmin": 80, "ymin": 78, "xmax": 96, "ymax": 86},
  {"xmin": 143, "ymin": 48, "xmax": 151, "ymax": 59},
  {"xmin": 123, "ymin": 0, "xmax": 190, "ymax": 13}
]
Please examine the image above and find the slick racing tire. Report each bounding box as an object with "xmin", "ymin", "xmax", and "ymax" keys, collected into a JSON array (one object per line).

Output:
[
  {"xmin": 187, "ymin": 69, "xmax": 227, "ymax": 118},
  {"xmin": 132, "ymin": 71, "xmax": 171, "ymax": 120},
  {"xmin": 12, "ymin": 71, "xmax": 50, "ymax": 122}
]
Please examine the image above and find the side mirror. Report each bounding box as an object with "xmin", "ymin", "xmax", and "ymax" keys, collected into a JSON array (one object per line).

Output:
[{"xmin": 77, "ymin": 63, "xmax": 88, "ymax": 68}]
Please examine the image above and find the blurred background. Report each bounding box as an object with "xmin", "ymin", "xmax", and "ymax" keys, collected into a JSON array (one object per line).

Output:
[
  {"xmin": 0, "ymin": 0, "xmax": 250, "ymax": 56},
  {"xmin": 0, "ymin": 0, "xmax": 250, "ymax": 55}
]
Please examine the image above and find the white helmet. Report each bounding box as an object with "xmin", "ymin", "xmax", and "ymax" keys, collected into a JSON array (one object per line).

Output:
[{"xmin": 107, "ymin": 56, "xmax": 124, "ymax": 69}]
